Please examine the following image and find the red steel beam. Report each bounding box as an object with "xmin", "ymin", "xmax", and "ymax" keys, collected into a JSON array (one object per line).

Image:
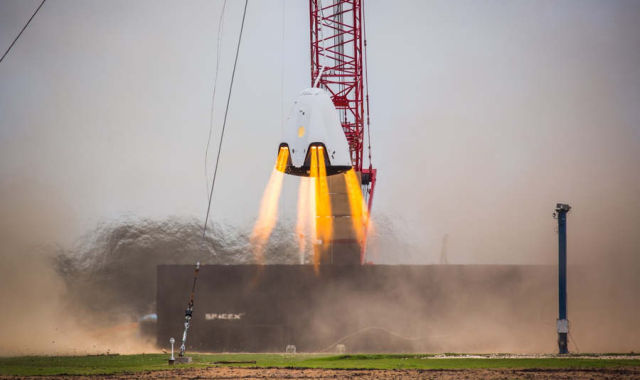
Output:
[{"xmin": 309, "ymin": 0, "xmax": 364, "ymax": 172}]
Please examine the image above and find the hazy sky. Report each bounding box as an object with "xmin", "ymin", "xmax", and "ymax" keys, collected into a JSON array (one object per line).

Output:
[{"xmin": 1, "ymin": 0, "xmax": 639, "ymax": 265}]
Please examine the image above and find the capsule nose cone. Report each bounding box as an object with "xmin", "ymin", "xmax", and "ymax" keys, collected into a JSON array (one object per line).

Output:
[{"xmin": 281, "ymin": 88, "xmax": 351, "ymax": 172}]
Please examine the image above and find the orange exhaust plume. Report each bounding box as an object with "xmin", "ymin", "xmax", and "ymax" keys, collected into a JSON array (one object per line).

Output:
[
  {"xmin": 275, "ymin": 146, "xmax": 288, "ymax": 172},
  {"xmin": 250, "ymin": 147, "xmax": 289, "ymax": 264},
  {"xmin": 310, "ymin": 146, "xmax": 333, "ymax": 271},
  {"xmin": 308, "ymin": 175, "xmax": 317, "ymax": 258},
  {"xmin": 362, "ymin": 215, "xmax": 376, "ymax": 263},
  {"xmin": 344, "ymin": 168, "xmax": 369, "ymax": 258}
]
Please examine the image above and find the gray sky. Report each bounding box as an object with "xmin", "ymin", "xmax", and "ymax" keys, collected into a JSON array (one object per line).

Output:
[{"xmin": 1, "ymin": 0, "xmax": 639, "ymax": 265}]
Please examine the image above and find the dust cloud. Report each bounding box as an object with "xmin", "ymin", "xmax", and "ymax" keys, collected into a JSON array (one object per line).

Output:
[
  {"xmin": 301, "ymin": 262, "xmax": 640, "ymax": 353},
  {"xmin": 0, "ymin": 214, "xmax": 304, "ymax": 355},
  {"xmin": 361, "ymin": 214, "xmax": 640, "ymax": 353},
  {"xmin": 0, "ymin": 180, "xmax": 158, "ymax": 355},
  {"xmin": 0, "ymin": 183, "xmax": 639, "ymax": 355},
  {"xmin": 0, "ymin": 179, "xmax": 301, "ymax": 355}
]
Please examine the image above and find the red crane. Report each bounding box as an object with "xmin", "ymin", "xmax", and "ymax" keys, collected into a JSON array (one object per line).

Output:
[{"xmin": 309, "ymin": 0, "xmax": 377, "ymax": 214}]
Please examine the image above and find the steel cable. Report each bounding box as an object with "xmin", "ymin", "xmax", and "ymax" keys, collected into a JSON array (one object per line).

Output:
[
  {"xmin": 204, "ymin": 0, "xmax": 228, "ymax": 197},
  {"xmin": 202, "ymin": 0, "xmax": 249, "ymax": 239},
  {"xmin": 0, "ymin": 0, "xmax": 46, "ymax": 64}
]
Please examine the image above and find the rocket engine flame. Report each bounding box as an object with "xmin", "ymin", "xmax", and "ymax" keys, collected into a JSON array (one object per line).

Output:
[
  {"xmin": 344, "ymin": 168, "xmax": 369, "ymax": 262},
  {"xmin": 310, "ymin": 146, "xmax": 333, "ymax": 271},
  {"xmin": 250, "ymin": 147, "xmax": 289, "ymax": 263},
  {"xmin": 275, "ymin": 146, "xmax": 288, "ymax": 172}
]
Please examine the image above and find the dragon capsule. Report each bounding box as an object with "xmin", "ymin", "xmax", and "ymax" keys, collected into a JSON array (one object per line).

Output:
[{"xmin": 277, "ymin": 88, "xmax": 352, "ymax": 176}]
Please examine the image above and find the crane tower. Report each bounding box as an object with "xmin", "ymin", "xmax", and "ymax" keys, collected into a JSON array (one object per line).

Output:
[{"xmin": 309, "ymin": 0, "xmax": 377, "ymax": 213}]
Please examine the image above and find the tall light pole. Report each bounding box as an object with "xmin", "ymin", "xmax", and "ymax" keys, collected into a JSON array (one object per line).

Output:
[{"xmin": 554, "ymin": 203, "xmax": 571, "ymax": 354}]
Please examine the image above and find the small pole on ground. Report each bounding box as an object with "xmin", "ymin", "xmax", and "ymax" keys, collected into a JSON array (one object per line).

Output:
[{"xmin": 169, "ymin": 337, "xmax": 175, "ymax": 365}]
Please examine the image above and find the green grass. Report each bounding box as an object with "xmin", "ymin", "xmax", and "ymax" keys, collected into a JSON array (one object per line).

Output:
[{"xmin": 0, "ymin": 353, "xmax": 638, "ymax": 376}]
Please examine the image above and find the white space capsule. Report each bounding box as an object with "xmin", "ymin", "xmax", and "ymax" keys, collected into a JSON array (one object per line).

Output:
[{"xmin": 279, "ymin": 88, "xmax": 352, "ymax": 176}]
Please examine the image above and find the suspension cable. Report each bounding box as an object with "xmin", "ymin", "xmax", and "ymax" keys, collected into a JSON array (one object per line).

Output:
[
  {"xmin": 0, "ymin": 0, "xmax": 46, "ymax": 64},
  {"xmin": 202, "ymin": 0, "xmax": 249, "ymax": 239},
  {"xmin": 204, "ymin": 0, "xmax": 228, "ymax": 197},
  {"xmin": 179, "ymin": 0, "xmax": 249, "ymax": 359}
]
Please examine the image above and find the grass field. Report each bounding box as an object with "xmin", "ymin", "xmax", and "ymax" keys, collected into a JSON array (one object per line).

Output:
[{"xmin": 0, "ymin": 353, "xmax": 639, "ymax": 376}]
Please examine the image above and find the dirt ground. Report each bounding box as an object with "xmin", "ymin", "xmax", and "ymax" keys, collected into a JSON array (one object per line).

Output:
[{"xmin": 7, "ymin": 366, "xmax": 640, "ymax": 379}]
